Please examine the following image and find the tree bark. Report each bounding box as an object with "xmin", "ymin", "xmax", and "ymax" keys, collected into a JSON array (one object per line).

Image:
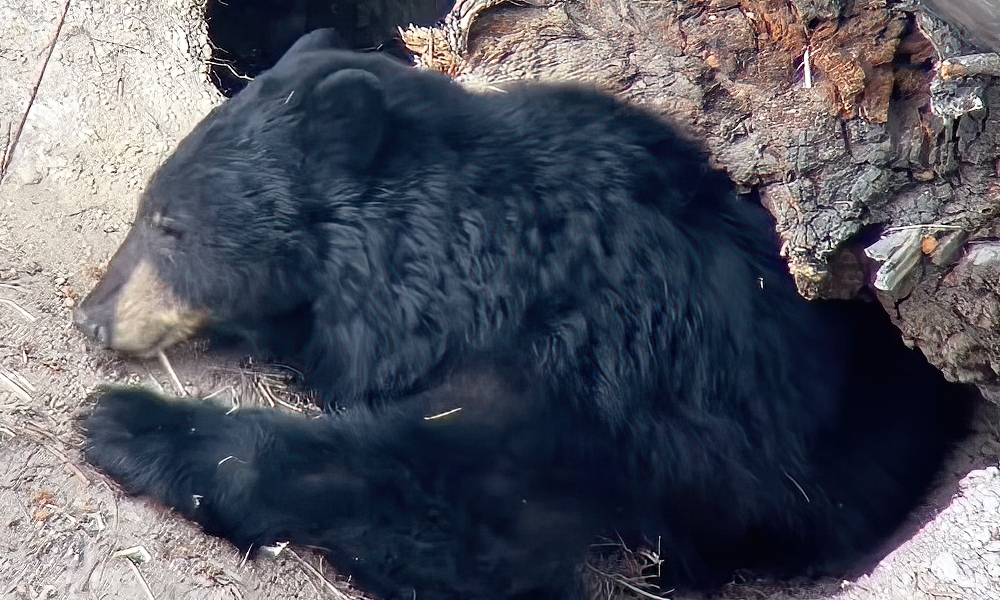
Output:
[{"xmin": 403, "ymin": 0, "xmax": 1000, "ymax": 398}]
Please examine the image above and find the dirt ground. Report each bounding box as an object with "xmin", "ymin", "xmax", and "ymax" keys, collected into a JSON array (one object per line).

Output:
[{"xmin": 3, "ymin": 0, "xmax": 1000, "ymax": 599}]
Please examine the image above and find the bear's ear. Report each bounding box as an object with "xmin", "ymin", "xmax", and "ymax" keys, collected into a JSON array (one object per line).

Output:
[
  {"xmin": 284, "ymin": 28, "xmax": 348, "ymax": 58},
  {"xmin": 301, "ymin": 69, "xmax": 386, "ymax": 172}
]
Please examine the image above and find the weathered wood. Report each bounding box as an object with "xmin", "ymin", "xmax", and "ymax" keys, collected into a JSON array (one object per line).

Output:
[{"xmin": 404, "ymin": 0, "xmax": 1000, "ymax": 395}]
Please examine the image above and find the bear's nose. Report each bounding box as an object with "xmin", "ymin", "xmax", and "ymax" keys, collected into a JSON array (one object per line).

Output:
[{"xmin": 75, "ymin": 308, "xmax": 112, "ymax": 347}]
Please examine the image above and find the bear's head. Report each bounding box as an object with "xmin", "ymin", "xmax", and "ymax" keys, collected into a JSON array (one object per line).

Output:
[{"xmin": 75, "ymin": 30, "xmax": 397, "ymax": 355}]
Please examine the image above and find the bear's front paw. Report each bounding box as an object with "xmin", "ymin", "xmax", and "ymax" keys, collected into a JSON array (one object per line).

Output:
[
  {"xmin": 85, "ymin": 388, "xmax": 192, "ymax": 438},
  {"xmin": 83, "ymin": 388, "xmax": 206, "ymax": 497}
]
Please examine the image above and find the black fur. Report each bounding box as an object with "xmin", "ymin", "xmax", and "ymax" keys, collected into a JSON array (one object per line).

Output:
[{"xmin": 80, "ymin": 29, "xmax": 969, "ymax": 600}]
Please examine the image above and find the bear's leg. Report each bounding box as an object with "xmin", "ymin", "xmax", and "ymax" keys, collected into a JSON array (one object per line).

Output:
[{"xmin": 84, "ymin": 378, "xmax": 604, "ymax": 600}]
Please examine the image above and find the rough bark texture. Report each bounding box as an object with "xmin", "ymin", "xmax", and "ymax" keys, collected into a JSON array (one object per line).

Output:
[{"xmin": 404, "ymin": 0, "xmax": 1000, "ymax": 398}]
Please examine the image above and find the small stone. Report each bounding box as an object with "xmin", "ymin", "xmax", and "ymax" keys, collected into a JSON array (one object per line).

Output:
[{"xmin": 930, "ymin": 552, "xmax": 967, "ymax": 585}]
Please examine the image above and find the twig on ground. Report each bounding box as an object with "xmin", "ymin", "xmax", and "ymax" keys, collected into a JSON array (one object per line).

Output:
[
  {"xmin": 39, "ymin": 441, "xmax": 91, "ymax": 486},
  {"xmin": 287, "ymin": 548, "xmax": 353, "ymax": 600},
  {"xmin": 584, "ymin": 562, "xmax": 673, "ymax": 600},
  {"xmin": 157, "ymin": 350, "xmax": 185, "ymax": 394},
  {"xmin": 0, "ymin": 298, "xmax": 36, "ymax": 322},
  {"xmin": 0, "ymin": 369, "xmax": 32, "ymax": 403},
  {"xmin": 123, "ymin": 558, "xmax": 156, "ymax": 600},
  {"xmin": 0, "ymin": 0, "xmax": 72, "ymax": 183}
]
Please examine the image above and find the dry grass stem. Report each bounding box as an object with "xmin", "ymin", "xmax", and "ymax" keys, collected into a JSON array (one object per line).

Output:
[
  {"xmin": 0, "ymin": 298, "xmax": 36, "ymax": 322},
  {"xmin": 287, "ymin": 549, "xmax": 353, "ymax": 600},
  {"xmin": 124, "ymin": 558, "xmax": 156, "ymax": 600},
  {"xmin": 0, "ymin": 370, "xmax": 32, "ymax": 403},
  {"xmin": 157, "ymin": 350, "xmax": 185, "ymax": 395}
]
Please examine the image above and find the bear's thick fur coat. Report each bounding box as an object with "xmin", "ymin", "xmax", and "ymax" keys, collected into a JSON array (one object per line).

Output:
[{"xmin": 78, "ymin": 29, "xmax": 968, "ymax": 600}]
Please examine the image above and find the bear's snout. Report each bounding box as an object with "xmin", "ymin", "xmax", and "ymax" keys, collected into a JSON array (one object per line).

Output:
[
  {"xmin": 74, "ymin": 306, "xmax": 112, "ymax": 347},
  {"xmin": 76, "ymin": 259, "xmax": 209, "ymax": 355}
]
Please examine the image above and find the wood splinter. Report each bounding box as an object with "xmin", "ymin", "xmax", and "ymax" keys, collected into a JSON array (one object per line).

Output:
[
  {"xmin": 940, "ymin": 53, "xmax": 1000, "ymax": 80},
  {"xmin": 865, "ymin": 230, "xmax": 923, "ymax": 293}
]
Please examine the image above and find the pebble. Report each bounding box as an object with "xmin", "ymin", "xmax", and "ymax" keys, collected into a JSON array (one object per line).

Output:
[{"xmin": 930, "ymin": 552, "xmax": 967, "ymax": 585}]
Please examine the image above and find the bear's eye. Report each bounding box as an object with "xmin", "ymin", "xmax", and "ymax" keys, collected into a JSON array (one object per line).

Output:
[{"xmin": 150, "ymin": 211, "xmax": 183, "ymax": 239}]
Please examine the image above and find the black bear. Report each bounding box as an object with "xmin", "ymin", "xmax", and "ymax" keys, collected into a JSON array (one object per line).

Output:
[{"xmin": 76, "ymin": 28, "xmax": 969, "ymax": 600}]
